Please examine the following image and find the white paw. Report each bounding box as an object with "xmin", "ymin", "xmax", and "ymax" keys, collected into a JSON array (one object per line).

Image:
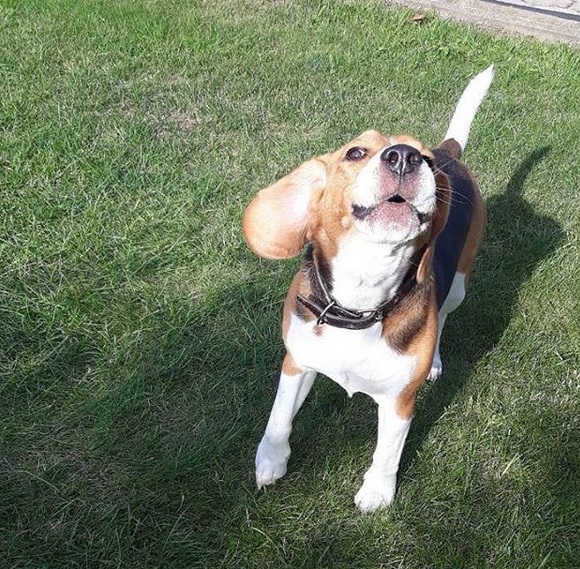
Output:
[
  {"xmin": 427, "ymin": 353, "xmax": 443, "ymax": 382},
  {"xmin": 354, "ymin": 473, "xmax": 397, "ymax": 513},
  {"xmin": 255, "ymin": 437, "xmax": 290, "ymax": 489}
]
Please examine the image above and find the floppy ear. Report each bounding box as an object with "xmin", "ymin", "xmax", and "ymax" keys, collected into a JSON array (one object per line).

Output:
[
  {"xmin": 242, "ymin": 157, "xmax": 327, "ymax": 259},
  {"xmin": 429, "ymin": 171, "xmax": 451, "ymax": 241},
  {"xmin": 416, "ymin": 245, "xmax": 433, "ymax": 284},
  {"xmin": 415, "ymin": 172, "xmax": 451, "ymax": 283}
]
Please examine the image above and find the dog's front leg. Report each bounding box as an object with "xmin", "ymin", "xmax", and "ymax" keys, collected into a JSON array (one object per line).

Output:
[
  {"xmin": 354, "ymin": 398, "xmax": 412, "ymax": 512},
  {"xmin": 255, "ymin": 354, "xmax": 316, "ymax": 489}
]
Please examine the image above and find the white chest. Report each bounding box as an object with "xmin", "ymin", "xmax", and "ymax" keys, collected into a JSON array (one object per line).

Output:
[{"xmin": 285, "ymin": 314, "xmax": 417, "ymax": 401}]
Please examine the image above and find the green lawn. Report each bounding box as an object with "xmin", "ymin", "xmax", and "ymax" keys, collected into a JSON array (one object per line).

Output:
[{"xmin": 1, "ymin": 0, "xmax": 579, "ymax": 567}]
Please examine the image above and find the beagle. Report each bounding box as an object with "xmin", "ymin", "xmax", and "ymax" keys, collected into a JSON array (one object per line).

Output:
[{"xmin": 243, "ymin": 66, "xmax": 494, "ymax": 512}]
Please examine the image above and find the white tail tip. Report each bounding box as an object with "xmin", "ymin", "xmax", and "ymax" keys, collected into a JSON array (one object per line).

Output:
[{"xmin": 444, "ymin": 65, "xmax": 495, "ymax": 152}]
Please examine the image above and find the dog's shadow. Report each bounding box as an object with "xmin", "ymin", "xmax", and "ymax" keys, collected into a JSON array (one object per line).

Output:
[
  {"xmin": 236, "ymin": 148, "xmax": 562, "ymax": 500},
  {"xmin": 399, "ymin": 146, "xmax": 563, "ymax": 476}
]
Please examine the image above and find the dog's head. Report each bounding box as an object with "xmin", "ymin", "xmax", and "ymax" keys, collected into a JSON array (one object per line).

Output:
[{"xmin": 243, "ymin": 130, "xmax": 451, "ymax": 265}]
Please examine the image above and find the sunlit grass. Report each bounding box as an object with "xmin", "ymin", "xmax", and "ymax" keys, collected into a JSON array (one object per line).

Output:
[{"xmin": 0, "ymin": 1, "xmax": 578, "ymax": 567}]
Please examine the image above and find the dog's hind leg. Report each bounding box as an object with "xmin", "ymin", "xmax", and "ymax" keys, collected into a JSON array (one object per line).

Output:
[
  {"xmin": 255, "ymin": 354, "xmax": 316, "ymax": 488},
  {"xmin": 428, "ymin": 271, "xmax": 466, "ymax": 381}
]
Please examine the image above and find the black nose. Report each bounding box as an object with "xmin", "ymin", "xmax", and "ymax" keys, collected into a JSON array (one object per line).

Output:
[{"xmin": 381, "ymin": 144, "xmax": 423, "ymax": 176}]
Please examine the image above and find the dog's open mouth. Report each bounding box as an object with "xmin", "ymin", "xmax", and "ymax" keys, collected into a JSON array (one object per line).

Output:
[
  {"xmin": 352, "ymin": 195, "xmax": 430, "ymax": 225},
  {"xmin": 352, "ymin": 194, "xmax": 406, "ymax": 219}
]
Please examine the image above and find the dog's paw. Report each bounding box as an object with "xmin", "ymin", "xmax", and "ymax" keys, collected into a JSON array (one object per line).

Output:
[
  {"xmin": 427, "ymin": 352, "xmax": 443, "ymax": 382},
  {"xmin": 255, "ymin": 437, "xmax": 290, "ymax": 489},
  {"xmin": 354, "ymin": 473, "xmax": 396, "ymax": 513}
]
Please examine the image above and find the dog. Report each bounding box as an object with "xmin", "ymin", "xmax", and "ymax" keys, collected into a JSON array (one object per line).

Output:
[{"xmin": 243, "ymin": 66, "xmax": 494, "ymax": 512}]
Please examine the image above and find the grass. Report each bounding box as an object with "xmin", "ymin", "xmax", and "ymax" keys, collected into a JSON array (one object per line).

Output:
[{"xmin": 0, "ymin": 0, "xmax": 578, "ymax": 567}]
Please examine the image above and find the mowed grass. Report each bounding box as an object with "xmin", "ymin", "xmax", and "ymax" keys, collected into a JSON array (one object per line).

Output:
[{"xmin": 0, "ymin": 0, "xmax": 579, "ymax": 567}]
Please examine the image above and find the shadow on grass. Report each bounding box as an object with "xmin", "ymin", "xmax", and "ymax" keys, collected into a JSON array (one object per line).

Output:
[
  {"xmin": 229, "ymin": 147, "xmax": 563, "ymax": 494},
  {"xmin": 400, "ymin": 146, "xmax": 563, "ymax": 475},
  {"xmin": 230, "ymin": 147, "xmax": 564, "ymax": 502},
  {"xmin": 2, "ymin": 149, "xmax": 567, "ymax": 567}
]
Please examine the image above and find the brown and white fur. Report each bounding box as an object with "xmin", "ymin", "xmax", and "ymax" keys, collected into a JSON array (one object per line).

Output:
[{"xmin": 243, "ymin": 67, "xmax": 494, "ymax": 512}]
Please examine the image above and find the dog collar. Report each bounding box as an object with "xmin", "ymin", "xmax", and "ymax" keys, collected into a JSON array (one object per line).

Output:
[{"xmin": 296, "ymin": 251, "xmax": 418, "ymax": 330}]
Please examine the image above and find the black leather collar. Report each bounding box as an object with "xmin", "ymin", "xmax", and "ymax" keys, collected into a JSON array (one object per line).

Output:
[{"xmin": 296, "ymin": 249, "xmax": 418, "ymax": 330}]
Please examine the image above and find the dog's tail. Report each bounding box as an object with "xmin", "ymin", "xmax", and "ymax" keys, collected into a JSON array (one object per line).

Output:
[{"xmin": 443, "ymin": 65, "xmax": 494, "ymax": 158}]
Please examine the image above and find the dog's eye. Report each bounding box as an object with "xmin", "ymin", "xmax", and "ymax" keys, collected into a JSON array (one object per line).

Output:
[{"xmin": 345, "ymin": 147, "xmax": 367, "ymax": 161}]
